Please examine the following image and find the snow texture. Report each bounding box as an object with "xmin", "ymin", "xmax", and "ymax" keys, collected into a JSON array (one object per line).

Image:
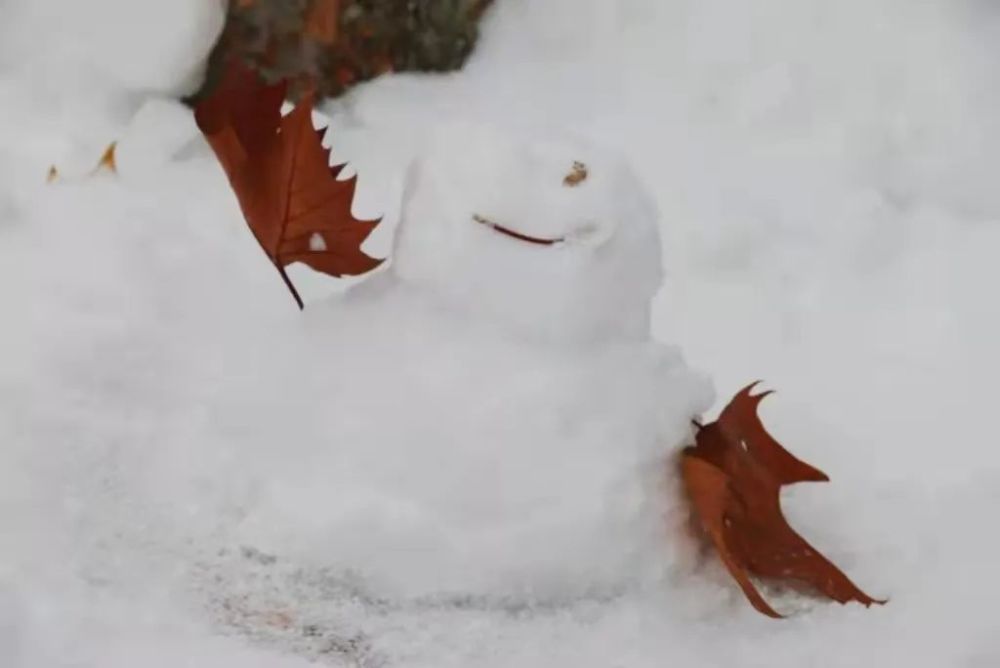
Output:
[{"xmin": 2, "ymin": 0, "xmax": 1000, "ymax": 666}]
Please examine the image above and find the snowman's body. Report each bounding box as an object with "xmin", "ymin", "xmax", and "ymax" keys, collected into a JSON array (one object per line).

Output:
[{"xmin": 231, "ymin": 124, "xmax": 711, "ymax": 602}]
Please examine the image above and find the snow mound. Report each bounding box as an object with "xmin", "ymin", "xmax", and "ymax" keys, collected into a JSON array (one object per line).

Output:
[{"xmin": 0, "ymin": 0, "xmax": 225, "ymax": 97}]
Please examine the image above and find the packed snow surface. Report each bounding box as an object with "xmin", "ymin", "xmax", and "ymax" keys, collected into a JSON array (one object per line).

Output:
[{"xmin": 2, "ymin": 0, "xmax": 1000, "ymax": 666}]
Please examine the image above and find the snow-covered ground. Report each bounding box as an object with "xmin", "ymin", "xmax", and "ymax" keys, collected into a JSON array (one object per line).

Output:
[{"xmin": 2, "ymin": 0, "xmax": 999, "ymax": 666}]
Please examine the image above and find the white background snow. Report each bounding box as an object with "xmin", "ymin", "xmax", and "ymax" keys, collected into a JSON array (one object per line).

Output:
[{"xmin": 1, "ymin": 0, "xmax": 999, "ymax": 666}]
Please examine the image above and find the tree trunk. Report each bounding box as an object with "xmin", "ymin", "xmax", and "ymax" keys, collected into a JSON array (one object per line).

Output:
[{"xmin": 194, "ymin": 0, "xmax": 494, "ymax": 102}]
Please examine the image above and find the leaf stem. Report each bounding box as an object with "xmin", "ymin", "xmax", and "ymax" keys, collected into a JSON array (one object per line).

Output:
[{"xmin": 276, "ymin": 263, "xmax": 304, "ymax": 310}]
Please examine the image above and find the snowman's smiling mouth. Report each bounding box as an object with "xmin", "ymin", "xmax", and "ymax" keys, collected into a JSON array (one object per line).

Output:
[{"xmin": 472, "ymin": 214, "xmax": 566, "ymax": 246}]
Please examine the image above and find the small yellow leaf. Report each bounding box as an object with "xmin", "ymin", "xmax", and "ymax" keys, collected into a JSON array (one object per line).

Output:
[{"xmin": 92, "ymin": 142, "xmax": 118, "ymax": 175}]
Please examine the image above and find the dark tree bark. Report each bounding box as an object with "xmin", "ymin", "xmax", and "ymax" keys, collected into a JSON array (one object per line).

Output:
[{"xmin": 193, "ymin": 0, "xmax": 494, "ymax": 103}]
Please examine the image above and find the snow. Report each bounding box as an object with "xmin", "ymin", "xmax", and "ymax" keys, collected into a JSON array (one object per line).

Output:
[
  {"xmin": 0, "ymin": 0, "xmax": 225, "ymax": 97},
  {"xmin": 2, "ymin": 0, "xmax": 1000, "ymax": 666}
]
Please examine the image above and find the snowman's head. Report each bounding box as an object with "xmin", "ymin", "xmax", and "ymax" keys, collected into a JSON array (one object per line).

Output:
[{"xmin": 392, "ymin": 123, "xmax": 663, "ymax": 344}]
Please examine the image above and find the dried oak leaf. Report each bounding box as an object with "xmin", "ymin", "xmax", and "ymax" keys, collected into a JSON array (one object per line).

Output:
[
  {"xmin": 681, "ymin": 382, "xmax": 884, "ymax": 618},
  {"xmin": 195, "ymin": 59, "xmax": 382, "ymax": 309}
]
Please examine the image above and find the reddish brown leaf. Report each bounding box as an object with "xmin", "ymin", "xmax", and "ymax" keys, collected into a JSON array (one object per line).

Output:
[
  {"xmin": 195, "ymin": 59, "xmax": 383, "ymax": 309},
  {"xmin": 681, "ymin": 382, "xmax": 884, "ymax": 618}
]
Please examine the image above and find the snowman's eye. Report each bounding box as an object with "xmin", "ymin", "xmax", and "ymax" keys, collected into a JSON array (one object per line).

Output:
[{"xmin": 471, "ymin": 214, "xmax": 565, "ymax": 246}]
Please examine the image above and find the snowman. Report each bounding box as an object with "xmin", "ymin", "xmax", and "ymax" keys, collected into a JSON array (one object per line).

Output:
[{"xmin": 224, "ymin": 122, "xmax": 713, "ymax": 606}]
